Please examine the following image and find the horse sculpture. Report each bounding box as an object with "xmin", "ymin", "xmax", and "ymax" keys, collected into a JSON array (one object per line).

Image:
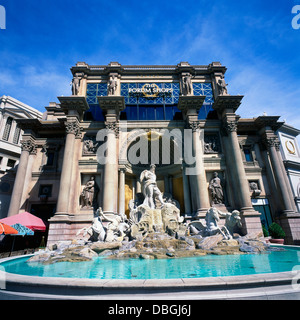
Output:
[{"xmin": 189, "ymin": 207, "xmax": 233, "ymax": 240}]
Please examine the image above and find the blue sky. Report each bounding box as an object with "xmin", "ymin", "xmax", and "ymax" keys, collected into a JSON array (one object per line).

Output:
[{"xmin": 0, "ymin": 0, "xmax": 300, "ymax": 129}]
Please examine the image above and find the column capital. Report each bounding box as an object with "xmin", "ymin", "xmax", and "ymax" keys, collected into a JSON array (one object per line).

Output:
[
  {"xmin": 222, "ymin": 117, "xmax": 239, "ymax": 135},
  {"xmin": 119, "ymin": 166, "xmax": 126, "ymax": 173},
  {"xmin": 105, "ymin": 121, "xmax": 120, "ymax": 138},
  {"xmin": 187, "ymin": 120, "xmax": 201, "ymax": 132},
  {"xmin": 20, "ymin": 139, "xmax": 36, "ymax": 153},
  {"xmin": 261, "ymin": 135, "xmax": 281, "ymax": 151},
  {"xmin": 65, "ymin": 120, "xmax": 82, "ymax": 137}
]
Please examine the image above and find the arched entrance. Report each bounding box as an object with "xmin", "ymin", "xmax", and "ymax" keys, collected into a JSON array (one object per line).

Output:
[{"xmin": 119, "ymin": 130, "xmax": 188, "ymax": 217}]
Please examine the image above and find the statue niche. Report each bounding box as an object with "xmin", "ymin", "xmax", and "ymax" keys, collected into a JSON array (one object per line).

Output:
[{"xmin": 80, "ymin": 176, "xmax": 99, "ymax": 210}]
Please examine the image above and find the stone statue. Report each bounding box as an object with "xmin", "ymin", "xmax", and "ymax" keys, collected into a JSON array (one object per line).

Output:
[
  {"xmin": 249, "ymin": 182, "xmax": 261, "ymax": 197},
  {"xmin": 83, "ymin": 137, "xmax": 99, "ymax": 155},
  {"xmin": 71, "ymin": 75, "xmax": 81, "ymax": 95},
  {"xmin": 218, "ymin": 209, "xmax": 242, "ymax": 237},
  {"xmin": 188, "ymin": 207, "xmax": 232, "ymax": 240},
  {"xmin": 99, "ymin": 210, "xmax": 130, "ymax": 242},
  {"xmin": 108, "ymin": 75, "xmax": 118, "ymax": 96},
  {"xmin": 161, "ymin": 203, "xmax": 184, "ymax": 237},
  {"xmin": 204, "ymin": 135, "xmax": 220, "ymax": 154},
  {"xmin": 205, "ymin": 207, "xmax": 231, "ymax": 239},
  {"xmin": 209, "ymin": 172, "xmax": 224, "ymax": 205},
  {"xmin": 182, "ymin": 74, "xmax": 192, "ymax": 95},
  {"xmin": 81, "ymin": 176, "xmax": 99, "ymax": 209},
  {"xmin": 140, "ymin": 164, "xmax": 164, "ymax": 209},
  {"xmin": 217, "ymin": 75, "xmax": 228, "ymax": 95},
  {"xmin": 76, "ymin": 207, "xmax": 106, "ymax": 242}
]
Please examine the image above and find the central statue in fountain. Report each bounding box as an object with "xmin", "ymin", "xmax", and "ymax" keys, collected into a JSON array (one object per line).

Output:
[
  {"xmin": 129, "ymin": 164, "xmax": 185, "ymax": 239},
  {"xmin": 141, "ymin": 164, "xmax": 165, "ymax": 209}
]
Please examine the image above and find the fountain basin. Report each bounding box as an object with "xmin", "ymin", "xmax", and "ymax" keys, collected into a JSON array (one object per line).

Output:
[{"xmin": 0, "ymin": 245, "xmax": 300, "ymax": 299}]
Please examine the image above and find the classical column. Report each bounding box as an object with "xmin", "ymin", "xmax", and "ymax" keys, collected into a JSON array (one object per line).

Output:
[
  {"xmin": 118, "ymin": 167, "xmax": 126, "ymax": 217},
  {"xmin": 222, "ymin": 117, "xmax": 254, "ymax": 212},
  {"xmin": 98, "ymin": 96, "xmax": 125, "ymax": 215},
  {"xmin": 7, "ymin": 139, "xmax": 36, "ymax": 217},
  {"xmin": 56, "ymin": 121, "xmax": 80, "ymax": 215},
  {"xmin": 102, "ymin": 121, "xmax": 119, "ymax": 214},
  {"xmin": 263, "ymin": 136, "xmax": 295, "ymax": 215},
  {"xmin": 182, "ymin": 163, "xmax": 192, "ymax": 216},
  {"xmin": 276, "ymin": 147, "xmax": 298, "ymax": 212},
  {"xmin": 189, "ymin": 121, "xmax": 210, "ymax": 216}
]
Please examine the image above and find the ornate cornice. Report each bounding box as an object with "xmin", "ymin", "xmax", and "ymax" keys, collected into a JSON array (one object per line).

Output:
[
  {"xmin": 177, "ymin": 96, "xmax": 206, "ymax": 114},
  {"xmin": 213, "ymin": 95, "xmax": 243, "ymax": 113},
  {"xmin": 97, "ymin": 96, "xmax": 125, "ymax": 113},
  {"xmin": 58, "ymin": 96, "xmax": 89, "ymax": 117},
  {"xmin": 254, "ymin": 116, "xmax": 284, "ymax": 132}
]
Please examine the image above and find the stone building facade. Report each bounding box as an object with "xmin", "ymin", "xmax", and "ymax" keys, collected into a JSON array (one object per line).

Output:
[
  {"xmin": 6, "ymin": 62, "xmax": 300, "ymax": 245},
  {"xmin": 0, "ymin": 96, "xmax": 43, "ymax": 218},
  {"xmin": 277, "ymin": 124, "xmax": 300, "ymax": 213}
]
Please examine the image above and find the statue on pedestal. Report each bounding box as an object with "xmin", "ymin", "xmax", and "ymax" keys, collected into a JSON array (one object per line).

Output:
[
  {"xmin": 217, "ymin": 75, "xmax": 228, "ymax": 95},
  {"xmin": 71, "ymin": 75, "xmax": 81, "ymax": 95},
  {"xmin": 81, "ymin": 176, "xmax": 99, "ymax": 209},
  {"xmin": 108, "ymin": 75, "xmax": 118, "ymax": 96},
  {"xmin": 140, "ymin": 164, "xmax": 164, "ymax": 209},
  {"xmin": 209, "ymin": 172, "xmax": 224, "ymax": 205},
  {"xmin": 182, "ymin": 74, "xmax": 192, "ymax": 95}
]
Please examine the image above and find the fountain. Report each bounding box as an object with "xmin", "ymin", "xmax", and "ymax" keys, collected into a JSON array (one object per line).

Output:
[
  {"xmin": 1, "ymin": 165, "xmax": 300, "ymax": 299},
  {"xmin": 27, "ymin": 165, "xmax": 270, "ymax": 264}
]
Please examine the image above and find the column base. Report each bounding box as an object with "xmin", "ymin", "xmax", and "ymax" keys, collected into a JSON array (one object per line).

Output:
[
  {"xmin": 240, "ymin": 209, "xmax": 263, "ymax": 236},
  {"xmin": 47, "ymin": 212, "xmax": 94, "ymax": 246},
  {"xmin": 277, "ymin": 213, "xmax": 300, "ymax": 245}
]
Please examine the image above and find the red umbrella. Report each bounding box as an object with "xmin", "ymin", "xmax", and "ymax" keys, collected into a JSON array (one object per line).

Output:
[
  {"xmin": 0, "ymin": 212, "xmax": 46, "ymax": 231},
  {"xmin": 0, "ymin": 222, "xmax": 18, "ymax": 235}
]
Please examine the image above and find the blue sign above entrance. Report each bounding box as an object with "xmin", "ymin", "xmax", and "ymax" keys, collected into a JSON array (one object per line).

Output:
[{"xmin": 85, "ymin": 82, "xmax": 215, "ymax": 121}]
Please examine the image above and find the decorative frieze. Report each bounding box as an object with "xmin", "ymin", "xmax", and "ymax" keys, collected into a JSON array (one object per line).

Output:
[
  {"xmin": 204, "ymin": 134, "xmax": 221, "ymax": 154},
  {"xmin": 82, "ymin": 135, "xmax": 100, "ymax": 155}
]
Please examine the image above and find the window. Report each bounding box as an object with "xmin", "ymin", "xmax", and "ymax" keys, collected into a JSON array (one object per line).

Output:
[
  {"xmin": 39, "ymin": 185, "xmax": 53, "ymax": 197},
  {"xmin": 46, "ymin": 152, "xmax": 55, "ymax": 166},
  {"xmin": 243, "ymin": 147, "xmax": 253, "ymax": 162},
  {"xmin": 13, "ymin": 124, "xmax": 21, "ymax": 144},
  {"xmin": 253, "ymin": 204, "xmax": 273, "ymax": 229},
  {"xmin": 2, "ymin": 117, "xmax": 13, "ymax": 141},
  {"xmin": 7, "ymin": 159, "xmax": 16, "ymax": 168}
]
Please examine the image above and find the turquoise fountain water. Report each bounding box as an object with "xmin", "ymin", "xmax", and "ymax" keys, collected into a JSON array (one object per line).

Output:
[{"xmin": 1, "ymin": 246, "xmax": 300, "ymax": 280}]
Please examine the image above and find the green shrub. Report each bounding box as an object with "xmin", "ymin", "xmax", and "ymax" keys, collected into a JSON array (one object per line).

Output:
[
  {"xmin": 262, "ymin": 224, "xmax": 269, "ymax": 237},
  {"xmin": 268, "ymin": 223, "xmax": 286, "ymax": 239}
]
